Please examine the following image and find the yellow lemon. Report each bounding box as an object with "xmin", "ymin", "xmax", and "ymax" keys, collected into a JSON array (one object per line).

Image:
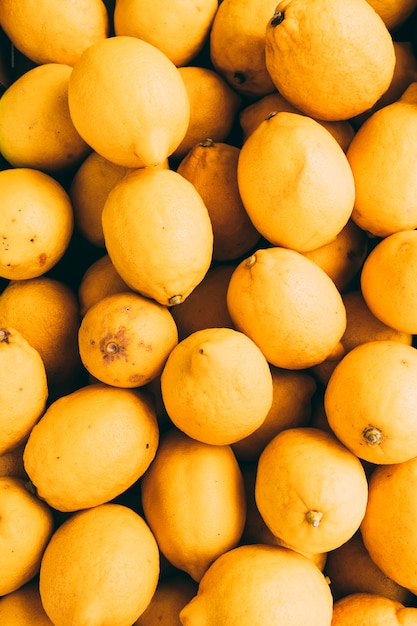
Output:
[
  {"xmin": 226, "ymin": 247, "xmax": 347, "ymax": 369},
  {"xmin": 180, "ymin": 544, "xmax": 333, "ymax": 626},
  {"xmin": 0, "ymin": 327, "xmax": 48, "ymax": 455},
  {"xmin": 0, "ymin": 63, "xmax": 90, "ymax": 172},
  {"xmin": 39, "ymin": 503, "xmax": 160, "ymax": 626},
  {"xmin": 0, "ymin": 0, "xmax": 109, "ymax": 66},
  {"xmin": 69, "ymin": 151, "xmax": 129, "ymax": 248},
  {"xmin": 102, "ymin": 167, "xmax": 213, "ymax": 306},
  {"xmin": 237, "ymin": 111, "xmax": 355, "ymax": 252},
  {"xmin": 0, "ymin": 579, "xmax": 54, "ymax": 625},
  {"xmin": 141, "ymin": 427, "xmax": 247, "ymax": 581},
  {"xmin": 78, "ymin": 290, "xmax": 178, "ymax": 388},
  {"xmin": 0, "ymin": 277, "xmax": 82, "ymax": 393},
  {"xmin": 23, "ymin": 383, "xmax": 159, "ymax": 512},
  {"xmin": 255, "ymin": 427, "xmax": 369, "ymax": 554},
  {"xmin": 0, "ymin": 476, "xmax": 54, "ymax": 596},
  {"xmin": 114, "ymin": 0, "xmax": 218, "ymax": 67},
  {"xmin": 324, "ymin": 340, "xmax": 417, "ymax": 465},
  {"xmin": 134, "ymin": 575, "xmax": 198, "ymax": 626},
  {"xmin": 68, "ymin": 35, "xmax": 190, "ymax": 167},
  {"xmin": 209, "ymin": 0, "xmax": 278, "ymax": 98},
  {"xmin": 160, "ymin": 327, "xmax": 273, "ymax": 446},
  {"xmin": 172, "ymin": 66, "xmax": 242, "ymax": 162},
  {"xmin": 0, "ymin": 168, "xmax": 73, "ymax": 280},
  {"xmin": 265, "ymin": 0, "xmax": 396, "ymax": 120}
]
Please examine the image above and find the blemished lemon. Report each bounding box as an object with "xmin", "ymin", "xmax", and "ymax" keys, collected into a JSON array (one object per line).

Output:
[
  {"xmin": 39, "ymin": 503, "xmax": 160, "ymax": 626},
  {"xmin": 101, "ymin": 167, "xmax": 213, "ymax": 306},
  {"xmin": 23, "ymin": 383, "xmax": 159, "ymax": 512},
  {"xmin": 68, "ymin": 35, "xmax": 190, "ymax": 168},
  {"xmin": 0, "ymin": 167, "xmax": 74, "ymax": 281},
  {"xmin": 0, "ymin": 476, "xmax": 54, "ymax": 596},
  {"xmin": 78, "ymin": 290, "xmax": 178, "ymax": 388},
  {"xmin": 160, "ymin": 327, "xmax": 273, "ymax": 446},
  {"xmin": 179, "ymin": 544, "xmax": 333, "ymax": 626},
  {"xmin": 264, "ymin": 0, "xmax": 396, "ymax": 121},
  {"xmin": 141, "ymin": 427, "xmax": 247, "ymax": 582},
  {"xmin": 0, "ymin": 327, "xmax": 48, "ymax": 455}
]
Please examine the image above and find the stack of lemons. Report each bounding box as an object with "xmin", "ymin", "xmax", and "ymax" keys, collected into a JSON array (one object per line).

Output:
[{"xmin": 2, "ymin": 0, "xmax": 417, "ymax": 625}]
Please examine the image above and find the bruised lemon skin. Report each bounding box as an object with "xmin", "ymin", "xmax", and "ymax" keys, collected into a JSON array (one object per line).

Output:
[{"xmin": 78, "ymin": 290, "xmax": 178, "ymax": 388}]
